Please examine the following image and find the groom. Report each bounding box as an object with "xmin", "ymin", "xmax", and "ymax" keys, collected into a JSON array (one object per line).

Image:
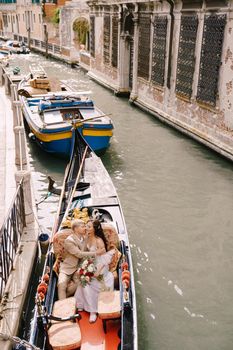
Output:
[{"xmin": 58, "ymin": 219, "xmax": 101, "ymax": 300}]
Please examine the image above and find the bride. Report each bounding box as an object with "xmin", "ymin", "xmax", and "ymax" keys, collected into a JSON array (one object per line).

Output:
[{"xmin": 74, "ymin": 219, "xmax": 115, "ymax": 323}]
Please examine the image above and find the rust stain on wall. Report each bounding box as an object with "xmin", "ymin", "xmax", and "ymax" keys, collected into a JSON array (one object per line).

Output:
[
  {"xmin": 225, "ymin": 48, "xmax": 232, "ymax": 64},
  {"xmin": 152, "ymin": 88, "xmax": 163, "ymax": 104},
  {"xmin": 176, "ymin": 99, "xmax": 188, "ymax": 115},
  {"xmin": 226, "ymin": 81, "xmax": 233, "ymax": 95}
]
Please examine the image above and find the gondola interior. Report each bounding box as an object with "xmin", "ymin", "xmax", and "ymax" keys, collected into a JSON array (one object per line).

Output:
[{"xmin": 27, "ymin": 130, "xmax": 137, "ymax": 350}]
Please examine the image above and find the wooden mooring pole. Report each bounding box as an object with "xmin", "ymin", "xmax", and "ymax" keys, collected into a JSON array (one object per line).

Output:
[{"xmin": 0, "ymin": 65, "xmax": 4, "ymax": 86}]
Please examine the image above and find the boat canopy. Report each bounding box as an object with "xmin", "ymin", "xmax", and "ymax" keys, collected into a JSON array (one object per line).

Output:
[{"xmin": 38, "ymin": 98, "xmax": 94, "ymax": 113}]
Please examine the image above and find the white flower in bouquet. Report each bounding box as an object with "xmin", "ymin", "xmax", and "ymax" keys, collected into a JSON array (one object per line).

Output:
[
  {"xmin": 87, "ymin": 264, "xmax": 94, "ymax": 273},
  {"xmin": 82, "ymin": 260, "xmax": 88, "ymax": 269},
  {"xmin": 78, "ymin": 257, "xmax": 96, "ymax": 287}
]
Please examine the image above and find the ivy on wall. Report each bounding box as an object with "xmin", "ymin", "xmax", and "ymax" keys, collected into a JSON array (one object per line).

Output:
[
  {"xmin": 51, "ymin": 8, "xmax": 60, "ymax": 24},
  {"xmin": 73, "ymin": 18, "xmax": 89, "ymax": 45}
]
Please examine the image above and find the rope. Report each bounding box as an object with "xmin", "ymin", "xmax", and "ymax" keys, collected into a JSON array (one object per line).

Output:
[
  {"xmin": 36, "ymin": 192, "xmax": 52, "ymax": 207},
  {"xmin": 0, "ymin": 332, "xmax": 41, "ymax": 349}
]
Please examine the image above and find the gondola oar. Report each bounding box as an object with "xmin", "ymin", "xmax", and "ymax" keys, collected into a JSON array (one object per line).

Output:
[
  {"xmin": 51, "ymin": 149, "xmax": 75, "ymax": 237},
  {"xmin": 74, "ymin": 113, "xmax": 112, "ymax": 127},
  {"xmin": 42, "ymin": 113, "xmax": 112, "ymax": 127}
]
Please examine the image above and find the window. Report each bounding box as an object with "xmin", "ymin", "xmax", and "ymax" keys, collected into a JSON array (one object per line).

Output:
[
  {"xmin": 151, "ymin": 16, "xmax": 168, "ymax": 87},
  {"xmin": 138, "ymin": 12, "xmax": 151, "ymax": 80},
  {"xmin": 103, "ymin": 15, "xmax": 110, "ymax": 64},
  {"xmin": 176, "ymin": 15, "xmax": 198, "ymax": 99},
  {"xmin": 90, "ymin": 16, "xmax": 95, "ymax": 58},
  {"xmin": 111, "ymin": 15, "xmax": 118, "ymax": 68},
  {"xmin": 196, "ymin": 14, "xmax": 226, "ymax": 106}
]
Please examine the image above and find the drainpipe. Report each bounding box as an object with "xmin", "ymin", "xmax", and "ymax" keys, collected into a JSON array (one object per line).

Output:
[{"xmin": 165, "ymin": 0, "xmax": 174, "ymax": 89}]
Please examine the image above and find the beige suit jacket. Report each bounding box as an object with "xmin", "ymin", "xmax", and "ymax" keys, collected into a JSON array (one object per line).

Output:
[{"xmin": 59, "ymin": 234, "xmax": 96, "ymax": 275}]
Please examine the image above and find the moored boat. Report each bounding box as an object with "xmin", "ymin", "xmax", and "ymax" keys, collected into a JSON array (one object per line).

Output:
[
  {"xmin": 2, "ymin": 40, "xmax": 30, "ymax": 54},
  {"xmin": 18, "ymin": 67, "xmax": 113, "ymax": 157},
  {"xmin": 28, "ymin": 130, "xmax": 137, "ymax": 350},
  {"xmin": 0, "ymin": 47, "xmax": 11, "ymax": 64}
]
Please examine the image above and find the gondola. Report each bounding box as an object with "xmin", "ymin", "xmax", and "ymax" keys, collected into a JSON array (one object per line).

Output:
[
  {"xmin": 28, "ymin": 130, "xmax": 137, "ymax": 350},
  {"xmin": 18, "ymin": 66, "xmax": 113, "ymax": 157}
]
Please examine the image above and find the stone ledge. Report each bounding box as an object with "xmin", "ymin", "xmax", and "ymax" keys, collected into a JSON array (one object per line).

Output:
[
  {"xmin": 87, "ymin": 70, "xmax": 119, "ymax": 93},
  {"xmin": 134, "ymin": 98, "xmax": 233, "ymax": 162}
]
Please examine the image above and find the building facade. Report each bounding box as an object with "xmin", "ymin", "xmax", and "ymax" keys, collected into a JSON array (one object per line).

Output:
[
  {"xmin": 0, "ymin": 0, "xmax": 233, "ymax": 157},
  {"xmin": 59, "ymin": 0, "xmax": 89, "ymax": 60},
  {"xmin": 0, "ymin": 0, "xmax": 43, "ymax": 41},
  {"xmin": 87, "ymin": 0, "xmax": 233, "ymax": 157},
  {"xmin": 0, "ymin": 0, "xmax": 68, "ymax": 44}
]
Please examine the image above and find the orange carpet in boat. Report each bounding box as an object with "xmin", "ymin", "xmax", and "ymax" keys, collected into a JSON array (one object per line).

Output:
[{"xmin": 78, "ymin": 311, "xmax": 120, "ymax": 350}]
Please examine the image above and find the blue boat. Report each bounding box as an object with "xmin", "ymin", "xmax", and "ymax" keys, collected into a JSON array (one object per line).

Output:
[{"xmin": 18, "ymin": 69, "xmax": 113, "ymax": 157}]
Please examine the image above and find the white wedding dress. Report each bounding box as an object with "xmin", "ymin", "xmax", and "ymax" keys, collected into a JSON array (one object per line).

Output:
[{"xmin": 74, "ymin": 245, "xmax": 114, "ymax": 313}]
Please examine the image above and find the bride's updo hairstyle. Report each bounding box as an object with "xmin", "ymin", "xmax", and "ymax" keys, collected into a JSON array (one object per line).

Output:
[{"xmin": 93, "ymin": 219, "xmax": 108, "ymax": 252}]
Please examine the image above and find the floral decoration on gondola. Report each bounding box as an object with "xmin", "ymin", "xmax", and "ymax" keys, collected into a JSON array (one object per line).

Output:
[{"xmin": 61, "ymin": 207, "xmax": 89, "ymax": 228}]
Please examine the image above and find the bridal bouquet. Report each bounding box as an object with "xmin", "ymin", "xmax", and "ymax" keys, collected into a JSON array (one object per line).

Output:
[{"xmin": 77, "ymin": 257, "xmax": 96, "ymax": 287}]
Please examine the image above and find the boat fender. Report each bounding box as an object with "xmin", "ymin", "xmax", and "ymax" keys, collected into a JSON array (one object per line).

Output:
[
  {"xmin": 38, "ymin": 292, "xmax": 45, "ymax": 301},
  {"xmin": 121, "ymin": 270, "xmax": 130, "ymax": 282},
  {"xmin": 123, "ymin": 279, "xmax": 130, "ymax": 289},
  {"xmin": 121, "ymin": 262, "xmax": 128, "ymax": 271},
  {"xmin": 42, "ymin": 273, "xmax": 50, "ymax": 283},
  {"xmin": 37, "ymin": 283, "xmax": 47, "ymax": 295}
]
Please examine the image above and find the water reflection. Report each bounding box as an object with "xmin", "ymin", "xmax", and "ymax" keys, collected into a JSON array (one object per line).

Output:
[{"xmin": 27, "ymin": 135, "xmax": 67, "ymax": 230}]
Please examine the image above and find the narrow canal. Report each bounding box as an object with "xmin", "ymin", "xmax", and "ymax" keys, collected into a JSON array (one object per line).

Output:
[{"xmin": 11, "ymin": 53, "xmax": 233, "ymax": 350}]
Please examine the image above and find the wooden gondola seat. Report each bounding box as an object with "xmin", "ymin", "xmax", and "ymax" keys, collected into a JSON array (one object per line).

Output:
[
  {"xmin": 52, "ymin": 229, "xmax": 73, "ymax": 275},
  {"xmin": 102, "ymin": 223, "xmax": 121, "ymax": 289},
  {"xmin": 98, "ymin": 291, "xmax": 121, "ymax": 333},
  {"xmin": 101, "ymin": 223, "xmax": 120, "ymax": 250},
  {"xmin": 48, "ymin": 297, "xmax": 82, "ymax": 350}
]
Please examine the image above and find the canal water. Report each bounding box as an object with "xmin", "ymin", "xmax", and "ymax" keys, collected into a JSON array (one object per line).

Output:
[{"xmin": 11, "ymin": 54, "xmax": 233, "ymax": 350}]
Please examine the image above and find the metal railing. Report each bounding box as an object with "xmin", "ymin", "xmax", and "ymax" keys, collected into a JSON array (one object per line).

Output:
[
  {"xmin": 3, "ymin": 31, "xmax": 63, "ymax": 55},
  {"xmin": 0, "ymin": 182, "xmax": 26, "ymax": 299}
]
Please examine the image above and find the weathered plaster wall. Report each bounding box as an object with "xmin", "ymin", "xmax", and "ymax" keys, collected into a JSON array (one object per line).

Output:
[
  {"xmin": 0, "ymin": 3, "xmax": 43, "ymax": 40},
  {"xmin": 221, "ymin": 11, "xmax": 233, "ymax": 129},
  {"xmin": 60, "ymin": 0, "xmax": 89, "ymax": 49},
  {"xmin": 89, "ymin": 14, "xmax": 118, "ymax": 87},
  {"xmin": 135, "ymin": 3, "xmax": 233, "ymax": 144},
  {"xmin": 87, "ymin": 0, "xmax": 233, "ymax": 158}
]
